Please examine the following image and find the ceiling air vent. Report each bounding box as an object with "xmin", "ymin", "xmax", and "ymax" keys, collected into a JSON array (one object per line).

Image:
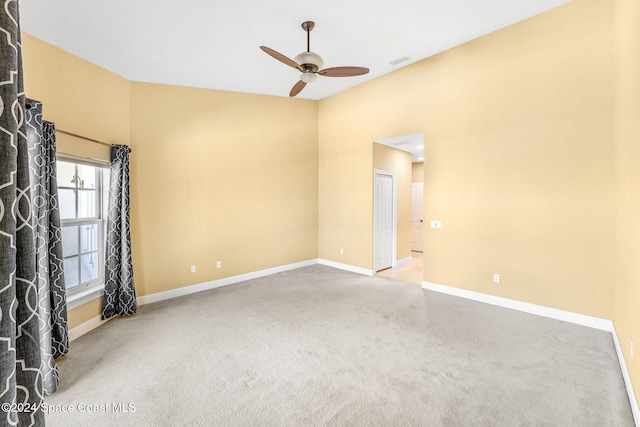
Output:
[
  {"xmin": 391, "ymin": 140, "xmax": 412, "ymax": 147},
  {"xmin": 389, "ymin": 56, "xmax": 410, "ymax": 66}
]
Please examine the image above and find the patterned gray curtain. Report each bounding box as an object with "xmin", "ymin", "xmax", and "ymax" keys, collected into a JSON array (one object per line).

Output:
[
  {"xmin": 26, "ymin": 99, "xmax": 69, "ymax": 395},
  {"xmin": 102, "ymin": 145, "xmax": 137, "ymax": 319},
  {"xmin": 0, "ymin": 1, "xmax": 46, "ymax": 425}
]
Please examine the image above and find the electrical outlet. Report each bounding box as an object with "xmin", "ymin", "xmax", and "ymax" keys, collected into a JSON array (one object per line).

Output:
[
  {"xmin": 340, "ymin": 248, "xmax": 344, "ymax": 255},
  {"xmin": 190, "ymin": 265, "xmax": 196, "ymax": 273},
  {"xmin": 631, "ymin": 340, "xmax": 634, "ymax": 358},
  {"xmin": 216, "ymin": 261, "xmax": 222, "ymax": 269},
  {"xmin": 493, "ymin": 273, "xmax": 500, "ymax": 283}
]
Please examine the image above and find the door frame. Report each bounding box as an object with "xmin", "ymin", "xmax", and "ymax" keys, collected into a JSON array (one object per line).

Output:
[
  {"xmin": 411, "ymin": 181, "xmax": 424, "ymax": 252},
  {"xmin": 373, "ymin": 169, "xmax": 398, "ymax": 271}
]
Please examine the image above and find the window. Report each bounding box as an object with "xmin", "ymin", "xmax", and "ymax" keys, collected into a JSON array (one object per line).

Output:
[{"xmin": 57, "ymin": 157, "xmax": 110, "ymax": 297}]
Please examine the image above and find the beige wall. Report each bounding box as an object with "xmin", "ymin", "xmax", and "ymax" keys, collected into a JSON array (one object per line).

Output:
[
  {"xmin": 412, "ymin": 163, "xmax": 424, "ymax": 183},
  {"xmin": 129, "ymin": 83, "xmax": 318, "ymax": 296},
  {"xmin": 55, "ymin": 132, "xmax": 111, "ymax": 163},
  {"xmin": 22, "ymin": 34, "xmax": 319, "ymax": 324},
  {"xmin": 22, "ymin": 33, "xmax": 130, "ymax": 327},
  {"xmin": 20, "ymin": 0, "xmax": 640, "ymax": 406},
  {"xmin": 614, "ymin": 0, "xmax": 640, "ymax": 407},
  {"xmin": 319, "ymin": 0, "xmax": 614, "ymax": 319},
  {"xmin": 67, "ymin": 299, "xmax": 102, "ymax": 330},
  {"xmin": 373, "ymin": 143, "xmax": 412, "ymax": 262},
  {"xmin": 21, "ymin": 34, "xmax": 130, "ymax": 147}
]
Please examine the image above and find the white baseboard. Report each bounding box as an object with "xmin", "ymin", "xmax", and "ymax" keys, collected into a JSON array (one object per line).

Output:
[
  {"xmin": 421, "ymin": 281, "xmax": 612, "ymax": 331},
  {"xmin": 396, "ymin": 256, "xmax": 412, "ymax": 267},
  {"xmin": 137, "ymin": 259, "xmax": 318, "ymax": 306},
  {"xmin": 69, "ymin": 315, "xmax": 110, "ymax": 342},
  {"xmin": 318, "ymin": 259, "xmax": 374, "ymax": 276},
  {"xmin": 422, "ymin": 280, "xmax": 640, "ymax": 422},
  {"xmin": 611, "ymin": 325, "xmax": 640, "ymax": 425}
]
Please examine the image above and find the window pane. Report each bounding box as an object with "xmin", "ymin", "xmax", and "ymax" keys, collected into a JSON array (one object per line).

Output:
[
  {"xmin": 59, "ymin": 189, "xmax": 76, "ymax": 219},
  {"xmin": 81, "ymin": 253, "xmax": 99, "ymax": 283},
  {"xmin": 77, "ymin": 164, "xmax": 96, "ymax": 189},
  {"xmin": 80, "ymin": 224, "xmax": 99, "ymax": 253},
  {"xmin": 78, "ymin": 190, "xmax": 96, "ymax": 218},
  {"xmin": 61, "ymin": 226, "xmax": 79, "ymax": 257},
  {"xmin": 58, "ymin": 158, "xmax": 107, "ymax": 295},
  {"xmin": 64, "ymin": 257, "xmax": 79, "ymax": 289},
  {"xmin": 57, "ymin": 161, "xmax": 76, "ymax": 188}
]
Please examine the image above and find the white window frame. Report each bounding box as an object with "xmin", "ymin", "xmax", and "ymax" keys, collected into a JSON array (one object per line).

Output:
[{"xmin": 56, "ymin": 155, "xmax": 110, "ymax": 308}]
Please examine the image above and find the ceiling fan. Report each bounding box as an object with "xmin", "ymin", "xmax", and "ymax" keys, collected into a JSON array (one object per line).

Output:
[{"xmin": 260, "ymin": 21, "xmax": 369, "ymax": 97}]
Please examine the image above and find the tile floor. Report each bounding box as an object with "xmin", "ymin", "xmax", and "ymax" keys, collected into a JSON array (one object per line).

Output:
[{"xmin": 376, "ymin": 251, "xmax": 423, "ymax": 286}]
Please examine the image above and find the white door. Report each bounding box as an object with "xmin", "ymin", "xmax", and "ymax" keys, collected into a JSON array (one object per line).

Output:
[
  {"xmin": 375, "ymin": 173, "xmax": 394, "ymax": 271},
  {"xmin": 411, "ymin": 182, "xmax": 424, "ymax": 252}
]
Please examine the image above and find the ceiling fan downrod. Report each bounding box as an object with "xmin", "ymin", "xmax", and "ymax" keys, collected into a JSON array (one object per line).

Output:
[{"xmin": 302, "ymin": 21, "xmax": 314, "ymax": 52}]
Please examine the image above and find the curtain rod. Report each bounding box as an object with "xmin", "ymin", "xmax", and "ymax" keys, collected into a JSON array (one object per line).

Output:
[
  {"xmin": 23, "ymin": 102, "xmax": 131, "ymax": 153},
  {"xmin": 57, "ymin": 129, "xmax": 132, "ymax": 153}
]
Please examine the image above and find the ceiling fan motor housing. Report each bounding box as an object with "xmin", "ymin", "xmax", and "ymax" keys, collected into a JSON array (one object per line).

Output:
[{"xmin": 294, "ymin": 51, "xmax": 324, "ymax": 73}]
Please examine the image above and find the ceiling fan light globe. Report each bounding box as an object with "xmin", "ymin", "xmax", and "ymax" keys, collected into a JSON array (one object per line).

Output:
[
  {"xmin": 294, "ymin": 51, "xmax": 324, "ymax": 70},
  {"xmin": 300, "ymin": 72, "xmax": 317, "ymax": 84}
]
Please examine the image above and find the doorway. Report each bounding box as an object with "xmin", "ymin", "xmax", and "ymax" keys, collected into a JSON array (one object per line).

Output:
[{"xmin": 372, "ymin": 133, "xmax": 425, "ymax": 286}]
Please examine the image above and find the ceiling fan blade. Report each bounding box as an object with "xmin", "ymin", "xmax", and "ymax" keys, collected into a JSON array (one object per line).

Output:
[
  {"xmin": 260, "ymin": 46, "xmax": 303, "ymax": 71},
  {"xmin": 318, "ymin": 66, "xmax": 369, "ymax": 77},
  {"xmin": 289, "ymin": 80, "xmax": 307, "ymax": 97}
]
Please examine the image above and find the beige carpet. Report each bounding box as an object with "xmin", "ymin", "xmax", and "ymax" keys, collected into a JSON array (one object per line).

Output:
[{"xmin": 45, "ymin": 265, "xmax": 634, "ymax": 426}]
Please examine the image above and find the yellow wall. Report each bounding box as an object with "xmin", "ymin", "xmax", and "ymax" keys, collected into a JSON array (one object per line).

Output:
[
  {"xmin": 613, "ymin": 0, "xmax": 640, "ymax": 407},
  {"xmin": 55, "ymin": 132, "xmax": 111, "ymax": 163},
  {"xmin": 412, "ymin": 163, "xmax": 424, "ymax": 183},
  {"xmin": 319, "ymin": 0, "xmax": 614, "ymax": 319},
  {"xmin": 66, "ymin": 299, "xmax": 102, "ymax": 330},
  {"xmin": 21, "ymin": 33, "xmax": 130, "ymax": 327},
  {"xmin": 373, "ymin": 143, "xmax": 412, "ymax": 262},
  {"xmin": 22, "ymin": 34, "xmax": 319, "ymax": 323},
  {"xmin": 129, "ymin": 83, "xmax": 318, "ymax": 296},
  {"xmin": 19, "ymin": 0, "xmax": 640, "ymax": 407},
  {"xmin": 21, "ymin": 34, "xmax": 130, "ymax": 147}
]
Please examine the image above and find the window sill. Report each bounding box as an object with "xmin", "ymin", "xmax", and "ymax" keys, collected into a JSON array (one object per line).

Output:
[{"xmin": 67, "ymin": 284, "xmax": 105, "ymax": 310}]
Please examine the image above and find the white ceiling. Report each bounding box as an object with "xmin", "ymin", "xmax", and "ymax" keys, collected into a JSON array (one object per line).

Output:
[
  {"xmin": 19, "ymin": 0, "xmax": 569, "ymax": 100},
  {"xmin": 375, "ymin": 132, "xmax": 425, "ymax": 163}
]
